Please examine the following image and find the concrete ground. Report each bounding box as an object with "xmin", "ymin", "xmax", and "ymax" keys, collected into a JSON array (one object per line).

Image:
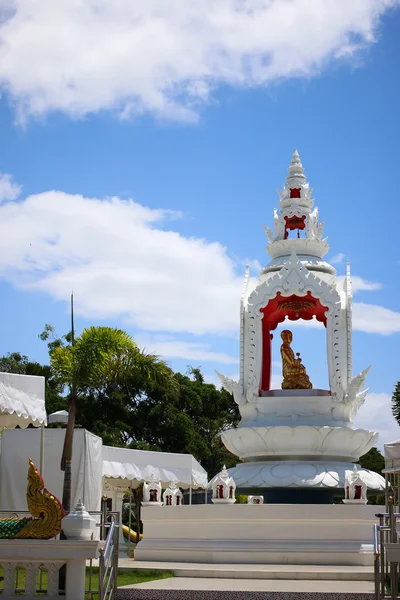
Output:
[{"xmin": 119, "ymin": 576, "xmax": 374, "ymax": 593}]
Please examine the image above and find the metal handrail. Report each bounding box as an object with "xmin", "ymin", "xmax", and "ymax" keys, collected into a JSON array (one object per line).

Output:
[
  {"xmin": 98, "ymin": 515, "xmax": 119, "ymax": 600},
  {"xmin": 374, "ymin": 499, "xmax": 400, "ymax": 600}
]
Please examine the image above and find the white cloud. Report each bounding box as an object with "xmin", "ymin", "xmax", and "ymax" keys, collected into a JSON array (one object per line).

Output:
[
  {"xmin": 271, "ymin": 372, "xmax": 283, "ymax": 389},
  {"xmin": 0, "ymin": 173, "xmax": 21, "ymax": 202},
  {"xmin": 0, "ymin": 189, "xmax": 243, "ymax": 336},
  {"xmin": 0, "ymin": 1, "xmax": 398, "ymax": 123},
  {"xmin": 0, "ymin": 185, "xmax": 399, "ymax": 338},
  {"xmin": 354, "ymin": 392, "xmax": 400, "ymax": 450},
  {"xmin": 135, "ymin": 333, "xmax": 238, "ymax": 365},
  {"xmin": 289, "ymin": 301, "xmax": 400, "ymax": 335},
  {"xmin": 331, "ymin": 253, "xmax": 345, "ymax": 265},
  {"xmin": 353, "ymin": 302, "xmax": 400, "ymax": 335},
  {"xmin": 337, "ymin": 275, "xmax": 383, "ymax": 293}
]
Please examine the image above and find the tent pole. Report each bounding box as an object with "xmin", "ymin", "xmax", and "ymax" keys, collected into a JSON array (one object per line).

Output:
[
  {"xmin": 39, "ymin": 423, "xmax": 45, "ymax": 476},
  {"xmin": 189, "ymin": 485, "xmax": 192, "ymax": 505},
  {"xmin": 204, "ymin": 485, "xmax": 207, "ymax": 504},
  {"xmin": 128, "ymin": 483, "xmax": 132, "ymax": 559}
]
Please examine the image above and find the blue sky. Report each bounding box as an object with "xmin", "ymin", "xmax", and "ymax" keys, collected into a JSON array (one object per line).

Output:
[{"xmin": 0, "ymin": 1, "xmax": 399, "ymax": 448}]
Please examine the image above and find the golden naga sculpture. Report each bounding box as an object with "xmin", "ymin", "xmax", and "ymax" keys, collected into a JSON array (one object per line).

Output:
[
  {"xmin": 280, "ymin": 329, "xmax": 312, "ymax": 390},
  {"xmin": 0, "ymin": 458, "xmax": 64, "ymax": 539}
]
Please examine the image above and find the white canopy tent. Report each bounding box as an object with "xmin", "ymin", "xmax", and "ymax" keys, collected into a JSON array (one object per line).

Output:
[
  {"xmin": 102, "ymin": 445, "xmax": 208, "ymax": 555},
  {"xmin": 0, "ymin": 372, "xmax": 47, "ymax": 473},
  {"xmin": 48, "ymin": 410, "xmax": 69, "ymax": 425},
  {"xmin": 384, "ymin": 440, "xmax": 400, "ymax": 471},
  {"xmin": 102, "ymin": 445, "xmax": 207, "ymax": 490},
  {"xmin": 383, "ymin": 440, "xmax": 400, "ymax": 510},
  {"xmin": 0, "ymin": 372, "xmax": 47, "ymax": 429},
  {"xmin": 0, "ymin": 428, "xmax": 103, "ymax": 516}
]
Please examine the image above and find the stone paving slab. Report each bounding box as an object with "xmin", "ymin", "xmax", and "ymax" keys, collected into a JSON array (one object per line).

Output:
[
  {"xmin": 119, "ymin": 577, "xmax": 374, "ymax": 592},
  {"xmin": 116, "ymin": 578, "xmax": 374, "ymax": 600}
]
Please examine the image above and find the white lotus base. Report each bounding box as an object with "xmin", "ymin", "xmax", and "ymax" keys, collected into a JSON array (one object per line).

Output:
[
  {"xmin": 136, "ymin": 504, "xmax": 380, "ymax": 566},
  {"xmin": 222, "ymin": 425, "xmax": 378, "ymax": 462},
  {"xmin": 227, "ymin": 461, "xmax": 385, "ymax": 490}
]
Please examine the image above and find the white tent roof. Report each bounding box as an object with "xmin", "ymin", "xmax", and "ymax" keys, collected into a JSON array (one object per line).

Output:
[
  {"xmin": 48, "ymin": 410, "xmax": 69, "ymax": 424},
  {"xmin": 102, "ymin": 445, "xmax": 208, "ymax": 489},
  {"xmin": 384, "ymin": 440, "xmax": 400, "ymax": 471},
  {"xmin": 0, "ymin": 372, "xmax": 47, "ymax": 429}
]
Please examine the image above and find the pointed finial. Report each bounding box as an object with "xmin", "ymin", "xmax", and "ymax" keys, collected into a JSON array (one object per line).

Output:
[
  {"xmin": 220, "ymin": 465, "xmax": 229, "ymax": 479},
  {"xmin": 287, "ymin": 149, "xmax": 306, "ymax": 183}
]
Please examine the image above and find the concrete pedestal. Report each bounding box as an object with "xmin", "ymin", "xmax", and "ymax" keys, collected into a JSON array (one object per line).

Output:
[{"xmin": 135, "ymin": 504, "xmax": 380, "ymax": 566}]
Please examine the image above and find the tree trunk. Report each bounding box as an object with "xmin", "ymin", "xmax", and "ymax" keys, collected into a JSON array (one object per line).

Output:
[
  {"xmin": 61, "ymin": 388, "xmax": 77, "ymax": 515},
  {"xmin": 59, "ymin": 389, "xmax": 77, "ymax": 593}
]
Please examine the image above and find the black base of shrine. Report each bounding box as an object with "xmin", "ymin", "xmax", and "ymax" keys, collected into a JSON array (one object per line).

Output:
[{"xmin": 238, "ymin": 487, "xmax": 338, "ymax": 504}]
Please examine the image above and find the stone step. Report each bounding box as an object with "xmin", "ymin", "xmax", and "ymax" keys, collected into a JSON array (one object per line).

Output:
[{"xmin": 121, "ymin": 560, "xmax": 375, "ymax": 581}]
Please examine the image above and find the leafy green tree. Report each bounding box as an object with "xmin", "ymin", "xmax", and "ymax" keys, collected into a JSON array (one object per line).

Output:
[
  {"xmin": 356, "ymin": 447, "xmax": 386, "ymax": 505},
  {"xmin": 49, "ymin": 325, "xmax": 177, "ymax": 513},
  {"xmin": 128, "ymin": 366, "xmax": 240, "ymax": 477},
  {"xmin": 358, "ymin": 447, "xmax": 385, "ymax": 475}
]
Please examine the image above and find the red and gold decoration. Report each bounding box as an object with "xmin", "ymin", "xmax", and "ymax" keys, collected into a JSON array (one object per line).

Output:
[
  {"xmin": 0, "ymin": 459, "xmax": 64, "ymax": 539},
  {"xmin": 260, "ymin": 292, "xmax": 326, "ymax": 392}
]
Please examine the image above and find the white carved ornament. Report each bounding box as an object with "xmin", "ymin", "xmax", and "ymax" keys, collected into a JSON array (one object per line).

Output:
[
  {"xmin": 227, "ymin": 460, "xmax": 385, "ymax": 490},
  {"xmin": 264, "ymin": 206, "xmax": 325, "ymax": 244}
]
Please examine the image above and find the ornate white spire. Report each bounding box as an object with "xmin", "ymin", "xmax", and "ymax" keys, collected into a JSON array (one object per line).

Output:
[
  {"xmin": 263, "ymin": 150, "xmax": 326, "ymax": 255},
  {"xmin": 278, "ymin": 149, "xmax": 312, "ymax": 210},
  {"xmin": 286, "ymin": 149, "xmax": 306, "ymax": 187}
]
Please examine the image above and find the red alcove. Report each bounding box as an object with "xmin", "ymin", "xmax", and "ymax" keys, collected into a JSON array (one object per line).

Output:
[
  {"xmin": 284, "ymin": 215, "xmax": 306, "ymax": 239},
  {"xmin": 260, "ymin": 292, "xmax": 328, "ymax": 392}
]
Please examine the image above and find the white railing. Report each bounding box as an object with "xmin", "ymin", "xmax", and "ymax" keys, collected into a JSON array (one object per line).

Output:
[
  {"xmin": 374, "ymin": 498, "xmax": 400, "ymax": 600},
  {"xmin": 1, "ymin": 561, "xmax": 62, "ymax": 599},
  {"xmin": 0, "ymin": 510, "xmax": 119, "ymax": 599},
  {"xmin": 99, "ymin": 516, "xmax": 119, "ymax": 600}
]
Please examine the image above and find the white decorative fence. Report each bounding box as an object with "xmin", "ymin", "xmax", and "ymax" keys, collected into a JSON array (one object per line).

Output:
[
  {"xmin": 0, "ymin": 539, "xmax": 99, "ymax": 600},
  {"xmin": 1, "ymin": 561, "xmax": 62, "ymax": 598}
]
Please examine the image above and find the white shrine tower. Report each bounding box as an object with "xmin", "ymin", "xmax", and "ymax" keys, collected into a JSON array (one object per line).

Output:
[{"xmin": 217, "ymin": 150, "xmax": 385, "ymax": 503}]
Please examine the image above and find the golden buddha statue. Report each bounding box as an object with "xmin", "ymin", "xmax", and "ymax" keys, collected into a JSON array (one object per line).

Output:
[{"xmin": 280, "ymin": 329, "xmax": 312, "ymax": 390}]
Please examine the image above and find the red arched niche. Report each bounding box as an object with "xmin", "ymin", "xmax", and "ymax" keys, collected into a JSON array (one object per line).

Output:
[
  {"xmin": 284, "ymin": 215, "xmax": 306, "ymax": 239},
  {"xmin": 260, "ymin": 292, "xmax": 328, "ymax": 392}
]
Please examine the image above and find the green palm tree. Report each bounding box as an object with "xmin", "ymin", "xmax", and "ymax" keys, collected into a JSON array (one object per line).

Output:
[{"xmin": 50, "ymin": 326, "xmax": 176, "ymax": 513}]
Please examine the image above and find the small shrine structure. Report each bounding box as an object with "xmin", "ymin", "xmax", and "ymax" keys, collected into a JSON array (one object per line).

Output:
[
  {"xmin": 211, "ymin": 466, "xmax": 236, "ymax": 504},
  {"xmin": 343, "ymin": 466, "xmax": 368, "ymax": 504},
  {"xmin": 142, "ymin": 475, "xmax": 163, "ymax": 507},
  {"xmin": 217, "ymin": 150, "xmax": 385, "ymax": 503},
  {"xmin": 163, "ymin": 482, "xmax": 183, "ymax": 506}
]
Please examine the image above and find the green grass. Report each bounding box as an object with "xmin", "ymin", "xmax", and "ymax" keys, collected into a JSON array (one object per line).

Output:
[
  {"xmin": 87, "ymin": 567, "xmax": 173, "ymax": 592},
  {"xmin": 0, "ymin": 565, "xmax": 173, "ymax": 596},
  {"xmin": 113, "ymin": 569, "xmax": 173, "ymax": 588}
]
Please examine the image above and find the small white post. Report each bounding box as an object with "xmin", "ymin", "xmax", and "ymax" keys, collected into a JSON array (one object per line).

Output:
[
  {"xmin": 66, "ymin": 558, "xmax": 86, "ymax": 600},
  {"xmin": 40, "ymin": 423, "xmax": 45, "ymax": 477},
  {"xmin": 128, "ymin": 483, "xmax": 132, "ymax": 558}
]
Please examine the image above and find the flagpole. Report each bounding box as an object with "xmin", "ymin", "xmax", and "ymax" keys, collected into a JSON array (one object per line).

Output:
[{"xmin": 71, "ymin": 291, "xmax": 75, "ymax": 346}]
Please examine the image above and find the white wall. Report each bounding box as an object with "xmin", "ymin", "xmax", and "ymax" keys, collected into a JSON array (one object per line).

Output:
[{"xmin": 136, "ymin": 503, "xmax": 381, "ymax": 566}]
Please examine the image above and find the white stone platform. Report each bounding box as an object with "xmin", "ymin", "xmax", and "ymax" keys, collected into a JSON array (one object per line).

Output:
[{"xmin": 135, "ymin": 504, "xmax": 380, "ymax": 566}]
